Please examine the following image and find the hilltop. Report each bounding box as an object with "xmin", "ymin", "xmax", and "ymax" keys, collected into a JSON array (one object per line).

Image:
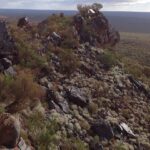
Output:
[{"xmin": 0, "ymin": 3, "xmax": 150, "ymax": 150}]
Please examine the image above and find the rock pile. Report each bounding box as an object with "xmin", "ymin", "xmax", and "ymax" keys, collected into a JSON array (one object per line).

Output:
[{"xmin": 38, "ymin": 44, "xmax": 150, "ymax": 149}]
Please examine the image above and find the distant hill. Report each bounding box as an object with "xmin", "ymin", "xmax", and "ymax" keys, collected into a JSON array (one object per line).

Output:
[{"xmin": 0, "ymin": 9, "xmax": 150, "ymax": 33}]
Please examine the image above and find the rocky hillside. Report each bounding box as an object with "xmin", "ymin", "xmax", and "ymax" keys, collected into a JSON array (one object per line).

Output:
[{"xmin": 0, "ymin": 3, "xmax": 150, "ymax": 150}]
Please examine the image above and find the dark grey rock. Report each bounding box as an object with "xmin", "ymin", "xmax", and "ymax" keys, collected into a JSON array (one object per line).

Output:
[
  {"xmin": 66, "ymin": 86, "xmax": 89, "ymax": 107},
  {"xmin": 91, "ymin": 120, "xmax": 114, "ymax": 140},
  {"xmin": 48, "ymin": 91, "xmax": 69, "ymax": 113},
  {"xmin": 90, "ymin": 143, "xmax": 104, "ymax": 150},
  {"xmin": 0, "ymin": 58, "xmax": 12, "ymax": 70},
  {"xmin": 0, "ymin": 21, "xmax": 17, "ymax": 61}
]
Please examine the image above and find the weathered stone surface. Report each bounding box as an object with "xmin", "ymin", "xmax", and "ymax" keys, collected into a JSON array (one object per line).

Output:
[
  {"xmin": 73, "ymin": 9, "xmax": 120, "ymax": 47},
  {"xmin": 0, "ymin": 113, "xmax": 20, "ymax": 148},
  {"xmin": 118, "ymin": 123, "xmax": 136, "ymax": 138},
  {"xmin": 0, "ymin": 21, "xmax": 17, "ymax": 61},
  {"xmin": 48, "ymin": 90, "xmax": 69, "ymax": 113},
  {"xmin": 66, "ymin": 86, "xmax": 89, "ymax": 107}
]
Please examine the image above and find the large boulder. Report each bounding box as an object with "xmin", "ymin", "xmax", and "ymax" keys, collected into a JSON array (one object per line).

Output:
[{"xmin": 0, "ymin": 113, "xmax": 20, "ymax": 149}]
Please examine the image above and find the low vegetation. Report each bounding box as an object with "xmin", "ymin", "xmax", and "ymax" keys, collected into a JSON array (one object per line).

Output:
[
  {"xmin": 115, "ymin": 32, "xmax": 150, "ymax": 85},
  {"xmin": 0, "ymin": 71, "xmax": 44, "ymax": 113},
  {"xmin": 26, "ymin": 112, "xmax": 59, "ymax": 149},
  {"xmin": 98, "ymin": 51, "xmax": 118, "ymax": 70}
]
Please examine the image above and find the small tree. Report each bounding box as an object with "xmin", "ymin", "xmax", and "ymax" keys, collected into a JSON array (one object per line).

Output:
[{"xmin": 77, "ymin": 3, "xmax": 103, "ymax": 17}]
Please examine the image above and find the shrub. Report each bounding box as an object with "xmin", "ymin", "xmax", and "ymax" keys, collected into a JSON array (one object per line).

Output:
[
  {"xmin": 113, "ymin": 142, "xmax": 127, "ymax": 150},
  {"xmin": 88, "ymin": 102, "xmax": 98, "ymax": 114},
  {"xmin": 123, "ymin": 58, "xmax": 143, "ymax": 78},
  {"xmin": 58, "ymin": 49, "xmax": 80, "ymax": 74},
  {"xmin": 0, "ymin": 75, "xmax": 14, "ymax": 102},
  {"xmin": 61, "ymin": 28, "xmax": 79, "ymax": 49},
  {"xmin": 38, "ymin": 15, "xmax": 72, "ymax": 37},
  {"xmin": 79, "ymin": 119, "xmax": 90, "ymax": 130},
  {"xmin": 10, "ymin": 24, "xmax": 46, "ymax": 69},
  {"xmin": 27, "ymin": 112, "xmax": 59, "ymax": 149},
  {"xmin": 5, "ymin": 71, "xmax": 44, "ymax": 113},
  {"xmin": 77, "ymin": 3, "xmax": 103, "ymax": 18},
  {"xmin": 143, "ymin": 66, "xmax": 150, "ymax": 78},
  {"xmin": 0, "ymin": 106, "xmax": 5, "ymax": 114},
  {"xmin": 60, "ymin": 138, "xmax": 88, "ymax": 150},
  {"xmin": 15, "ymin": 39, "xmax": 46, "ymax": 68},
  {"xmin": 98, "ymin": 52, "xmax": 118, "ymax": 70}
]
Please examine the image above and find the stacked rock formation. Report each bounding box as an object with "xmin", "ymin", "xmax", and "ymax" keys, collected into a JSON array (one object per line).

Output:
[{"xmin": 73, "ymin": 8, "xmax": 120, "ymax": 47}]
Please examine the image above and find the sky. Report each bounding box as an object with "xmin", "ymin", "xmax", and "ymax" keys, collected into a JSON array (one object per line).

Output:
[{"xmin": 0, "ymin": 0, "xmax": 150, "ymax": 12}]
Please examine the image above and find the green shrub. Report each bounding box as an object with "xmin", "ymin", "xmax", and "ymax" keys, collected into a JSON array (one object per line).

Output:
[
  {"xmin": 61, "ymin": 138, "xmax": 88, "ymax": 150},
  {"xmin": 58, "ymin": 49, "xmax": 80, "ymax": 74},
  {"xmin": 0, "ymin": 75, "xmax": 14, "ymax": 102},
  {"xmin": 0, "ymin": 106, "xmax": 5, "ymax": 114},
  {"xmin": 16, "ymin": 39, "xmax": 46, "ymax": 68},
  {"xmin": 10, "ymin": 24, "xmax": 46, "ymax": 69},
  {"xmin": 98, "ymin": 52, "xmax": 118, "ymax": 70},
  {"xmin": 143, "ymin": 66, "xmax": 150, "ymax": 78},
  {"xmin": 2, "ymin": 71, "xmax": 44, "ymax": 113},
  {"xmin": 114, "ymin": 142, "xmax": 128, "ymax": 150},
  {"xmin": 38, "ymin": 15, "xmax": 72, "ymax": 37},
  {"xmin": 27, "ymin": 112, "xmax": 59, "ymax": 149}
]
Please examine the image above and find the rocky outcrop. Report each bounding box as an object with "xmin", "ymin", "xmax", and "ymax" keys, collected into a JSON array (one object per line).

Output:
[
  {"xmin": 73, "ymin": 10, "xmax": 120, "ymax": 47},
  {"xmin": 0, "ymin": 21, "xmax": 17, "ymax": 62},
  {"xmin": 38, "ymin": 44, "xmax": 150, "ymax": 149},
  {"xmin": 17, "ymin": 17, "xmax": 30, "ymax": 28}
]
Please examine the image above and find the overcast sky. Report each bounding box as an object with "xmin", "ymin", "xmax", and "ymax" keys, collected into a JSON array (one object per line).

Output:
[{"xmin": 0, "ymin": 0, "xmax": 150, "ymax": 12}]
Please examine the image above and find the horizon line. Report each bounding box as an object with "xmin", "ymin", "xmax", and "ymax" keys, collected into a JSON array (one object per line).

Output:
[{"xmin": 0, "ymin": 8, "xmax": 150, "ymax": 13}]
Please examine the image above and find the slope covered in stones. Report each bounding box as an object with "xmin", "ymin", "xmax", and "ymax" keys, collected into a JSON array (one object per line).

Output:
[{"xmin": 0, "ymin": 3, "xmax": 150, "ymax": 150}]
